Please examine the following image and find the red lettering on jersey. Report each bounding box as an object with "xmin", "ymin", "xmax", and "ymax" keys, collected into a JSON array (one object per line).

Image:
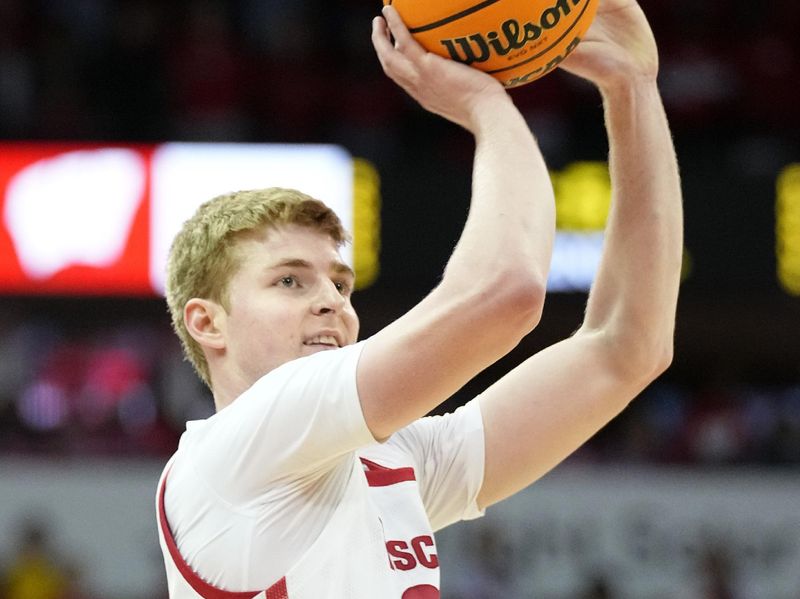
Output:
[
  {"xmin": 386, "ymin": 535, "xmax": 439, "ymax": 571},
  {"xmin": 411, "ymin": 535, "xmax": 439, "ymax": 569},
  {"xmin": 402, "ymin": 584, "xmax": 440, "ymax": 599},
  {"xmin": 386, "ymin": 540, "xmax": 416, "ymax": 571}
]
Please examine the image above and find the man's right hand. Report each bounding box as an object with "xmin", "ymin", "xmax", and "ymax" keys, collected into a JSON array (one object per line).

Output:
[{"xmin": 371, "ymin": 5, "xmax": 510, "ymax": 133}]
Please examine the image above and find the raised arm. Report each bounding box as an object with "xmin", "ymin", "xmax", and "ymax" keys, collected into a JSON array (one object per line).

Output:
[
  {"xmin": 475, "ymin": 0, "xmax": 684, "ymax": 508},
  {"xmin": 359, "ymin": 7, "xmax": 557, "ymax": 440}
]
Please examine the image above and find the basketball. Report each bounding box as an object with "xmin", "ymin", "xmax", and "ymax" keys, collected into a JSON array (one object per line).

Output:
[{"xmin": 384, "ymin": 0, "xmax": 599, "ymax": 88}]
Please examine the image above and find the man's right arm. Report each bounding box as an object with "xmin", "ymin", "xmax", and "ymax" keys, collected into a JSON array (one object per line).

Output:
[{"xmin": 358, "ymin": 7, "xmax": 556, "ymax": 440}]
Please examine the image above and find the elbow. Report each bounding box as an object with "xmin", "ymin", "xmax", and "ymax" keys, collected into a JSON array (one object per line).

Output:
[
  {"xmin": 491, "ymin": 269, "xmax": 547, "ymax": 335},
  {"xmin": 627, "ymin": 339, "xmax": 675, "ymax": 387},
  {"xmin": 653, "ymin": 342, "xmax": 675, "ymax": 378},
  {"xmin": 439, "ymin": 263, "xmax": 546, "ymax": 344},
  {"xmin": 656, "ymin": 337, "xmax": 675, "ymax": 376},
  {"xmin": 598, "ymin": 329, "xmax": 675, "ymax": 390},
  {"xmin": 515, "ymin": 277, "xmax": 547, "ymax": 331}
]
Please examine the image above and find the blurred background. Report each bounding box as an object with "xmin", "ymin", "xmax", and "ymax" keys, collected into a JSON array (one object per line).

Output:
[{"xmin": 0, "ymin": 0, "xmax": 798, "ymax": 598}]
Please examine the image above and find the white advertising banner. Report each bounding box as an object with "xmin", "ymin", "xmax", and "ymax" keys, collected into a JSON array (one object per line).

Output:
[{"xmin": 149, "ymin": 143, "xmax": 354, "ymax": 294}]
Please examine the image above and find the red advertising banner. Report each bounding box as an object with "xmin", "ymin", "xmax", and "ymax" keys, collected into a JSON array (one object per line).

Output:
[
  {"xmin": 0, "ymin": 142, "xmax": 355, "ymax": 296},
  {"xmin": 0, "ymin": 143, "xmax": 154, "ymax": 295}
]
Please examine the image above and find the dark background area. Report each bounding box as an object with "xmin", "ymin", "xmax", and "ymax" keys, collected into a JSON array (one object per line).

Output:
[{"xmin": 0, "ymin": 0, "xmax": 798, "ymax": 466}]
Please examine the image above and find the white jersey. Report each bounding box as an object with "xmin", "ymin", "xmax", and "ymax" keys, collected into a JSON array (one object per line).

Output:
[{"xmin": 156, "ymin": 342, "xmax": 485, "ymax": 598}]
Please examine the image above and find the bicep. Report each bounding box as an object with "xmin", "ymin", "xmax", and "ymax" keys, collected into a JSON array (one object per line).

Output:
[
  {"xmin": 357, "ymin": 285, "xmax": 536, "ymax": 440},
  {"xmin": 476, "ymin": 329, "xmax": 647, "ymax": 510}
]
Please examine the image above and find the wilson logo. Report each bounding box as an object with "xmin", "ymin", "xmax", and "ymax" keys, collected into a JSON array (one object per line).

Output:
[{"xmin": 440, "ymin": 0, "xmax": 585, "ymax": 65}]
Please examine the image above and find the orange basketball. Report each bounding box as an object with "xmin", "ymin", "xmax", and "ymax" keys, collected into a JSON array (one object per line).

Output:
[{"xmin": 384, "ymin": 0, "xmax": 599, "ymax": 88}]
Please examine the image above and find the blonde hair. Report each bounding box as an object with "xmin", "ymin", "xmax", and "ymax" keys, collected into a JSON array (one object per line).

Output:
[{"xmin": 166, "ymin": 188, "xmax": 349, "ymax": 388}]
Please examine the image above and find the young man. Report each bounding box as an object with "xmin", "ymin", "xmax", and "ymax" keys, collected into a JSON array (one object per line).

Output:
[{"xmin": 156, "ymin": 1, "xmax": 683, "ymax": 597}]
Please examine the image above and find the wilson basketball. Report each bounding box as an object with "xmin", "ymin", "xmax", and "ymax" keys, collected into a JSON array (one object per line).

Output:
[{"xmin": 384, "ymin": 0, "xmax": 599, "ymax": 88}]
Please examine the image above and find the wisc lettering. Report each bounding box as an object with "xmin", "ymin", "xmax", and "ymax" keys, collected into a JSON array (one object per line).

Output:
[{"xmin": 386, "ymin": 535, "xmax": 439, "ymax": 571}]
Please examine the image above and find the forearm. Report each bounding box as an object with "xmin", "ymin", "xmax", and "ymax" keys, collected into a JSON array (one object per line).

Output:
[
  {"xmin": 442, "ymin": 95, "xmax": 556, "ymax": 303},
  {"xmin": 583, "ymin": 81, "xmax": 683, "ymax": 371}
]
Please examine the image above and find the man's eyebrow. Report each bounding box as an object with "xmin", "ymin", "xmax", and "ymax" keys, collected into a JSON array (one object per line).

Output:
[
  {"xmin": 269, "ymin": 258, "xmax": 355, "ymax": 279},
  {"xmin": 269, "ymin": 258, "xmax": 312, "ymax": 271},
  {"xmin": 331, "ymin": 261, "xmax": 356, "ymax": 279}
]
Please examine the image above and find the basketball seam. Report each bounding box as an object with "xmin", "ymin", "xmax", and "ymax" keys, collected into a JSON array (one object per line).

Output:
[
  {"xmin": 486, "ymin": 0, "xmax": 592, "ymax": 75},
  {"xmin": 408, "ymin": 0, "xmax": 505, "ymax": 34}
]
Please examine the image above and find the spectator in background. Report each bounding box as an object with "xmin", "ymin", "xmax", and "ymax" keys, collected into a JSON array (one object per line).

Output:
[
  {"xmin": 581, "ymin": 575, "xmax": 615, "ymax": 599},
  {"xmin": 1, "ymin": 518, "xmax": 69, "ymax": 599},
  {"xmin": 698, "ymin": 545, "xmax": 738, "ymax": 599}
]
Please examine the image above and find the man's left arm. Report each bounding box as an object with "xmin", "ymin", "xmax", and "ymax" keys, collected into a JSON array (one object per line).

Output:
[{"xmin": 475, "ymin": 0, "xmax": 684, "ymax": 510}]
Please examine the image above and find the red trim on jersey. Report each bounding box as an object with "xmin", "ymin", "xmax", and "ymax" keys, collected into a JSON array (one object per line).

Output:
[
  {"xmin": 157, "ymin": 470, "xmax": 289, "ymax": 599},
  {"xmin": 265, "ymin": 581, "xmax": 289, "ymax": 599},
  {"xmin": 360, "ymin": 458, "xmax": 416, "ymax": 487}
]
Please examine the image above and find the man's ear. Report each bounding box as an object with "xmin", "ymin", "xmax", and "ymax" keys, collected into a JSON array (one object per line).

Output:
[{"xmin": 184, "ymin": 298, "xmax": 226, "ymax": 351}]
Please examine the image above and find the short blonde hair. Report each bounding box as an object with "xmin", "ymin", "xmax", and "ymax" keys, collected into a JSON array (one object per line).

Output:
[{"xmin": 166, "ymin": 188, "xmax": 349, "ymax": 388}]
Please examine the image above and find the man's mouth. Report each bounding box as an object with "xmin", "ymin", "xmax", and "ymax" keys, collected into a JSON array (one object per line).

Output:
[{"xmin": 303, "ymin": 335, "xmax": 340, "ymax": 348}]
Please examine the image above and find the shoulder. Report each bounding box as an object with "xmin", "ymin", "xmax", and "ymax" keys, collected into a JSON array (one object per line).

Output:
[
  {"xmin": 250, "ymin": 340, "xmax": 368, "ymax": 392},
  {"xmin": 204, "ymin": 341, "xmax": 369, "ymax": 428}
]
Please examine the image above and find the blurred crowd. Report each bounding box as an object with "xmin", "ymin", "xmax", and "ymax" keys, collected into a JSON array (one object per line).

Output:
[
  {"xmin": 0, "ymin": 313, "xmax": 798, "ymax": 466},
  {"xmin": 585, "ymin": 376, "xmax": 800, "ymax": 466},
  {"xmin": 0, "ymin": 311, "xmax": 209, "ymax": 457},
  {"xmin": 0, "ymin": 0, "xmax": 797, "ymax": 161},
  {"xmin": 0, "ymin": 0, "xmax": 798, "ymax": 462}
]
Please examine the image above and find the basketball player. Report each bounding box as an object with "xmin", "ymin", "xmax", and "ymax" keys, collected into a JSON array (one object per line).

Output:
[{"xmin": 156, "ymin": 1, "xmax": 682, "ymax": 597}]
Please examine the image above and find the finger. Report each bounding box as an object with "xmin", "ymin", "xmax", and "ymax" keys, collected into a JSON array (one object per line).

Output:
[
  {"xmin": 371, "ymin": 16, "xmax": 404, "ymax": 74},
  {"xmin": 371, "ymin": 15, "xmax": 420, "ymax": 88},
  {"xmin": 371, "ymin": 15, "xmax": 392, "ymax": 67},
  {"xmin": 382, "ymin": 5, "xmax": 426, "ymax": 59}
]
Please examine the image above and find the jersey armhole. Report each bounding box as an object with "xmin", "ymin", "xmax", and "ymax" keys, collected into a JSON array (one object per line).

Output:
[{"xmin": 157, "ymin": 468, "xmax": 289, "ymax": 599}]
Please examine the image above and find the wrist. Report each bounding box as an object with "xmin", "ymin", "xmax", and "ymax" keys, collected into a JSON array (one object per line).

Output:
[
  {"xmin": 465, "ymin": 90, "xmax": 519, "ymax": 137},
  {"xmin": 598, "ymin": 74, "xmax": 660, "ymax": 104}
]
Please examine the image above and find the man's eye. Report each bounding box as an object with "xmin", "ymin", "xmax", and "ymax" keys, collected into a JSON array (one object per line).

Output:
[
  {"xmin": 335, "ymin": 281, "xmax": 352, "ymax": 295},
  {"xmin": 279, "ymin": 276, "xmax": 297, "ymax": 287}
]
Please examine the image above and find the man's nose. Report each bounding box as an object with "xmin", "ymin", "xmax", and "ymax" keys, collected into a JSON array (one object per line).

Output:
[{"xmin": 312, "ymin": 280, "xmax": 344, "ymax": 314}]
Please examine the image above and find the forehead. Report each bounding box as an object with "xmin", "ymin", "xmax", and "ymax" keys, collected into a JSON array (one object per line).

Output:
[{"xmin": 236, "ymin": 223, "xmax": 346, "ymax": 269}]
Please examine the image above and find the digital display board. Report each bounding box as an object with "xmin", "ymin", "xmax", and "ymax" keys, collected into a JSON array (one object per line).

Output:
[
  {"xmin": 0, "ymin": 142, "xmax": 360, "ymax": 296},
  {"xmin": 777, "ymin": 164, "xmax": 800, "ymax": 296}
]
